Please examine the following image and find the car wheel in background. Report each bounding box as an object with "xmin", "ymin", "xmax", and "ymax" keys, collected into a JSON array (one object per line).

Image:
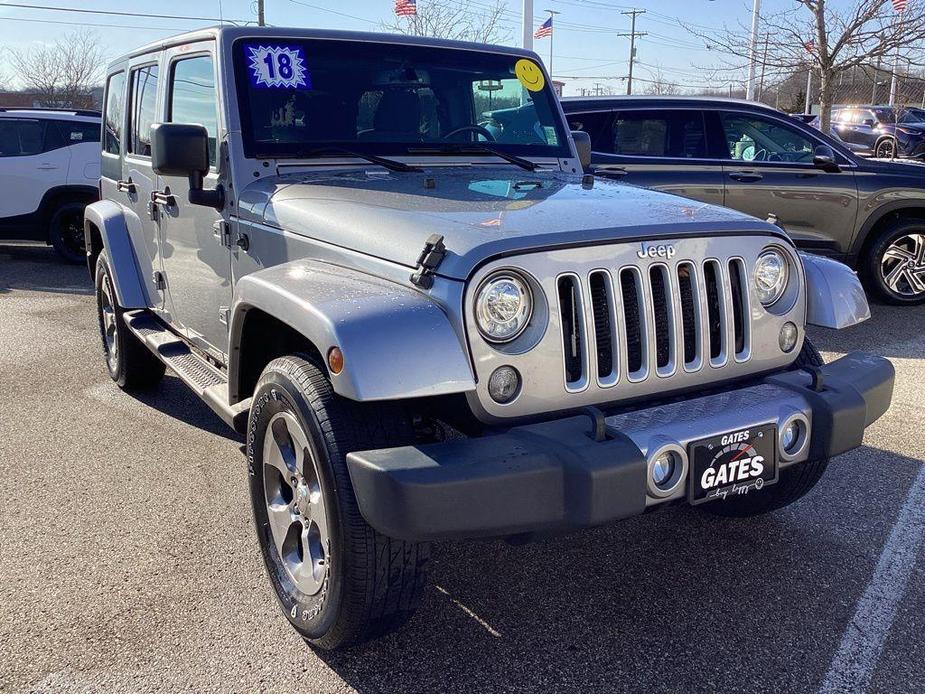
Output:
[
  {"xmin": 864, "ymin": 218, "xmax": 925, "ymax": 305},
  {"xmin": 699, "ymin": 339, "xmax": 830, "ymax": 518},
  {"xmin": 875, "ymin": 137, "xmax": 896, "ymax": 159},
  {"xmin": 49, "ymin": 201, "xmax": 88, "ymax": 264},
  {"xmin": 248, "ymin": 355, "xmax": 429, "ymax": 650},
  {"xmin": 94, "ymin": 254, "xmax": 166, "ymax": 388}
]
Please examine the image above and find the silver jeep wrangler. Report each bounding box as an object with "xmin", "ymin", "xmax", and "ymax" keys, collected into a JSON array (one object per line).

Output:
[{"xmin": 85, "ymin": 27, "xmax": 894, "ymax": 650}]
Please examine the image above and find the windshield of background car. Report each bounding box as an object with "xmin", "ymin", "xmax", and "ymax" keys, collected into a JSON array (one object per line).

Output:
[{"xmin": 233, "ymin": 38, "xmax": 569, "ymax": 159}]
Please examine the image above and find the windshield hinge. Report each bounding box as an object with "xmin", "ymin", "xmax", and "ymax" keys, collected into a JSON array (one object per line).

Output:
[{"xmin": 410, "ymin": 234, "xmax": 447, "ymax": 290}]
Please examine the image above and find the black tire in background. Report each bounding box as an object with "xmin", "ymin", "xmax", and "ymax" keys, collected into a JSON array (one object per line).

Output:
[
  {"xmin": 875, "ymin": 137, "xmax": 896, "ymax": 159},
  {"xmin": 49, "ymin": 201, "xmax": 89, "ymax": 264},
  {"xmin": 248, "ymin": 355, "xmax": 429, "ymax": 651},
  {"xmin": 863, "ymin": 216, "xmax": 925, "ymax": 306},
  {"xmin": 700, "ymin": 339, "xmax": 830, "ymax": 518},
  {"xmin": 94, "ymin": 254, "xmax": 166, "ymax": 389}
]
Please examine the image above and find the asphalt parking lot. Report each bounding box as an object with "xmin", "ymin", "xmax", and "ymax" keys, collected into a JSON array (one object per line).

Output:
[{"xmin": 1, "ymin": 242, "xmax": 923, "ymax": 694}]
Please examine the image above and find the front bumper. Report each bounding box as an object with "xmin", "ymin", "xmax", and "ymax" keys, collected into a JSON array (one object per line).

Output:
[{"xmin": 346, "ymin": 352, "xmax": 894, "ymax": 541}]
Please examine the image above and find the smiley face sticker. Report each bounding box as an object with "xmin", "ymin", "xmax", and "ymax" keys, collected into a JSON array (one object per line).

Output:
[{"xmin": 514, "ymin": 59, "xmax": 546, "ymax": 92}]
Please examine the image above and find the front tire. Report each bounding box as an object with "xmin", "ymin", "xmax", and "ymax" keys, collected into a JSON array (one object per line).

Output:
[
  {"xmin": 248, "ymin": 356, "xmax": 429, "ymax": 650},
  {"xmin": 49, "ymin": 201, "xmax": 88, "ymax": 264},
  {"xmin": 94, "ymin": 254, "xmax": 165, "ymax": 389},
  {"xmin": 863, "ymin": 218, "xmax": 925, "ymax": 305},
  {"xmin": 700, "ymin": 339, "xmax": 830, "ymax": 518},
  {"xmin": 875, "ymin": 137, "xmax": 896, "ymax": 159}
]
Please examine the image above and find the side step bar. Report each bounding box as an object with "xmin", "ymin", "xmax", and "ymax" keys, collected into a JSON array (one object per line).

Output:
[{"xmin": 123, "ymin": 310, "xmax": 250, "ymax": 433}]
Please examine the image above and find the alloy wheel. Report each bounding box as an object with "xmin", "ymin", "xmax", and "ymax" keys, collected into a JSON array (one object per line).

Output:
[
  {"xmin": 262, "ymin": 411, "xmax": 330, "ymax": 596},
  {"xmin": 880, "ymin": 233, "xmax": 925, "ymax": 298},
  {"xmin": 876, "ymin": 139, "xmax": 896, "ymax": 159},
  {"xmin": 59, "ymin": 208, "xmax": 86, "ymax": 258},
  {"xmin": 99, "ymin": 276, "xmax": 119, "ymax": 372}
]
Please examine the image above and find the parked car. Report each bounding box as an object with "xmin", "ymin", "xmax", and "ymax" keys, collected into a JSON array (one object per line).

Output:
[
  {"xmin": 562, "ymin": 96, "xmax": 925, "ymax": 304},
  {"xmin": 0, "ymin": 107, "xmax": 101, "ymax": 262},
  {"xmin": 86, "ymin": 27, "xmax": 893, "ymax": 650},
  {"xmin": 792, "ymin": 112, "xmax": 871, "ymax": 155},
  {"xmin": 831, "ymin": 105, "xmax": 925, "ymax": 159}
]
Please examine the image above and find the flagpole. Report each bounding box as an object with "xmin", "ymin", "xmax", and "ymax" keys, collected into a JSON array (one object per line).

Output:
[{"xmin": 544, "ymin": 10, "xmax": 560, "ymax": 80}]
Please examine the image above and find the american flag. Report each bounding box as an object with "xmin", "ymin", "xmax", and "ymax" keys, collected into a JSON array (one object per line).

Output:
[
  {"xmin": 892, "ymin": 0, "xmax": 908, "ymax": 13},
  {"xmin": 534, "ymin": 16, "xmax": 553, "ymax": 39},
  {"xmin": 395, "ymin": 0, "xmax": 416, "ymax": 17},
  {"xmin": 804, "ymin": 39, "xmax": 815, "ymax": 53}
]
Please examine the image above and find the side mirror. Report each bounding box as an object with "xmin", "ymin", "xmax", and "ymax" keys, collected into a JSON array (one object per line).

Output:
[
  {"xmin": 813, "ymin": 145, "xmax": 841, "ymax": 173},
  {"xmin": 151, "ymin": 122, "xmax": 224, "ymax": 210},
  {"xmin": 571, "ymin": 130, "xmax": 592, "ymax": 171}
]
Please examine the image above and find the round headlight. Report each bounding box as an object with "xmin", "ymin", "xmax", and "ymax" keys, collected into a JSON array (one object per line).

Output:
[
  {"xmin": 754, "ymin": 249, "xmax": 789, "ymax": 306},
  {"xmin": 475, "ymin": 272, "xmax": 533, "ymax": 343}
]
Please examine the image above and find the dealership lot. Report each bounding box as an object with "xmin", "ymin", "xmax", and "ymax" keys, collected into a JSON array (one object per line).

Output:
[{"xmin": 1, "ymin": 242, "xmax": 923, "ymax": 694}]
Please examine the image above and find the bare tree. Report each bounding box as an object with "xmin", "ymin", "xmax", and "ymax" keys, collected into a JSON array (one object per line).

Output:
[
  {"xmin": 643, "ymin": 66, "xmax": 681, "ymax": 95},
  {"xmin": 382, "ymin": 0, "xmax": 512, "ymax": 44},
  {"xmin": 693, "ymin": 1, "xmax": 925, "ymax": 130},
  {"xmin": 7, "ymin": 31, "xmax": 105, "ymax": 109}
]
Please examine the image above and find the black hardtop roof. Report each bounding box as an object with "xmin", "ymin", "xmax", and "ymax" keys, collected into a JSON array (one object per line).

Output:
[{"xmin": 560, "ymin": 95, "xmax": 784, "ymax": 114}]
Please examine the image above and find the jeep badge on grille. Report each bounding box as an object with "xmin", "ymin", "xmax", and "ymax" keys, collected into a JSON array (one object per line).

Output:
[{"xmin": 637, "ymin": 243, "xmax": 677, "ymax": 259}]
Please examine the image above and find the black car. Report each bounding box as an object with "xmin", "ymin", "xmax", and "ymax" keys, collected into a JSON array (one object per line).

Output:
[
  {"xmin": 832, "ymin": 105, "xmax": 925, "ymax": 159},
  {"xmin": 561, "ymin": 95, "xmax": 925, "ymax": 305}
]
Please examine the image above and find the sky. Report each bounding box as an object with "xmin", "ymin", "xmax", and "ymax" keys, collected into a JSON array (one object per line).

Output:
[{"xmin": 0, "ymin": 0, "xmax": 816, "ymax": 97}]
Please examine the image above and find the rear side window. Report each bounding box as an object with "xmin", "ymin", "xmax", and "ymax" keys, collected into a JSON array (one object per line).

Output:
[
  {"xmin": 104, "ymin": 72, "xmax": 126, "ymax": 154},
  {"xmin": 168, "ymin": 55, "xmax": 218, "ymax": 167},
  {"xmin": 56, "ymin": 120, "xmax": 101, "ymax": 145},
  {"xmin": 129, "ymin": 64, "xmax": 159, "ymax": 157},
  {"xmin": 0, "ymin": 119, "xmax": 43, "ymax": 157},
  {"xmin": 606, "ymin": 110, "xmax": 707, "ymax": 158},
  {"xmin": 566, "ymin": 111, "xmax": 612, "ymax": 150}
]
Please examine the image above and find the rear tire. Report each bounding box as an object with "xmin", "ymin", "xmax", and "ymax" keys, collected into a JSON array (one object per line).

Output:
[
  {"xmin": 248, "ymin": 355, "xmax": 429, "ymax": 650},
  {"xmin": 875, "ymin": 137, "xmax": 896, "ymax": 159},
  {"xmin": 862, "ymin": 217, "xmax": 925, "ymax": 305},
  {"xmin": 700, "ymin": 339, "xmax": 830, "ymax": 518},
  {"xmin": 94, "ymin": 254, "xmax": 165, "ymax": 389},
  {"xmin": 49, "ymin": 201, "xmax": 88, "ymax": 265}
]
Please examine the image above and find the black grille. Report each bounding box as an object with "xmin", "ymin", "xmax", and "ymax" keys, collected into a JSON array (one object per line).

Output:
[
  {"xmin": 589, "ymin": 272, "xmax": 614, "ymax": 379},
  {"xmin": 558, "ymin": 276, "xmax": 583, "ymax": 384},
  {"xmin": 728, "ymin": 260, "xmax": 746, "ymax": 356},
  {"xmin": 650, "ymin": 267, "xmax": 671, "ymax": 369},
  {"xmin": 704, "ymin": 261, "xmax": 723, "ymax": 360},
  {"xmin": 677, "ymin": 264, "xmax": 698, "ymax": 365},
  {"xmin": 620, "ymin": 270, "xmax": 643, "ymax": 374}
]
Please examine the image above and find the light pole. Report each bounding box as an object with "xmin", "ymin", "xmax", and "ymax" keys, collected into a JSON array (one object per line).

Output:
[
  {"xmin": 745, "ymin": 0, "xmax": 762, "ymax": 100},
  {"xmin": 522, "ymin": 0, "xmax": 534, "ymax": 51},
  {"xmin": 257, "ymin": 0, "xmax": 265, "ymax": 26}
]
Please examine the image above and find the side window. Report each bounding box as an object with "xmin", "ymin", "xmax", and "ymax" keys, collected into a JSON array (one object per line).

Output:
[
  {"xmin": 566, "ymin": 111, "xmax": 612, "ymax": 151},
  {"xmin": 104, "ymin": 72, "xmax": 126, "ymax": 155},
  {"xmin": 0, "ymin": 119, "xmax": 44, "ymax": 157},
  {"xmin": 719, "ymin": 113, "xmax": 815, "ymax": 164},
  {"xmin": 56, "ymin": 120, "xmax": 101, "ymax": 145},
  {"xmin": 129, "ymin": 64, "xmax": 159, "ymax": 157},
  {"xmin": 606, "ymin": 110, "xmax": 706, "ymax": 158},
  {"xmin": 168, "ymin": 55, "xmax": 218, "ymax": 167}
]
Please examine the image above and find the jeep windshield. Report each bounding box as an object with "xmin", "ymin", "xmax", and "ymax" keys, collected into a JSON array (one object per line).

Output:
[{"xmin": 232, "ymin": 37, "xmax": 570, "ymax": 161}]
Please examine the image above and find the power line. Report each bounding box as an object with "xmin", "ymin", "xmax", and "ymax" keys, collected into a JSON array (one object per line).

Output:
[
  {"xmin": 0, "ymin": 2, "xmax": 248, "ymax": 23},
  {"xmin": 0, "ymin": 14, "xmax": 191, "ymax": 31}
]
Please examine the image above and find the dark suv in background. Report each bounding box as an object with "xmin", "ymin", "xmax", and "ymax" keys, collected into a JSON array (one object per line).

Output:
[
  {"xmin": 832, "ymin": 105, "xmax": 925, "ymax": 159},
  {"xmin": 562, "ymin": 96, "xmax": 925, "ymax": 305}
]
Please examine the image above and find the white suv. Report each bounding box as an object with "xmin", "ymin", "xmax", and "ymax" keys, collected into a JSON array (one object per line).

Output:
[{"xmin": 0, "ymin": 108, "xmax": 101, "ymax": 262}]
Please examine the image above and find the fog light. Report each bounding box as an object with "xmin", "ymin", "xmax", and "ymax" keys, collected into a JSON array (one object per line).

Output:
[
  {"xmin": 782, "ymin": 422, "xmax": 800, "ymax": 452},
  {"xmin": 779, "ymin": 322, "xmax": 798, "ymax": 353},
  {"xmin": 779, "ymin": 414, "xmax": 809, "ymax": 460},
  {"xmin": 652, "ymin": 452, "xmax": 676, "ymax": 487},
  {"xmin": 488, "ymin": 366, "xmax": 520, "ymax": 404}
]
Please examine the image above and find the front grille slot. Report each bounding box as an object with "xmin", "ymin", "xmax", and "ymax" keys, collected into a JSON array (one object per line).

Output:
[
  {"xmin": 619, "ymin": 269, "xmax": 646, "ymax": 378},
  {"xmin": 589, "ymin": 271, "xmax": 616, "ymax": 384},
  {"xmin": 649, "ymin": 265, "xmax": 673, "ymax": 372},
  {"xmin": 728, "ymin": 259, "xmax": 750, "ymax": 359},
  {"xmin": 557, "ymin": 275, "xmax": 586, "ymax": 387},
  {"xmin": 703, "ymin": 260, "xmax": 725, "ymax": 363},
  {"xmin": 677, "ymin": 262, "xmax": 700, "ymax": 368}
]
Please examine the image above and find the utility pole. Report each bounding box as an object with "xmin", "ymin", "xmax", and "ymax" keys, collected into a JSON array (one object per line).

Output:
[
  {"xmin": 804, "ymin": 68, "xmax": 812, "ymax": 114},
  {"xmin": 522, "ymin": 0, "xmax": 534, "ymax": 51},
  {"xmin": 756, "ymin": 33, "xmax": 769, "ymax": 102},
  {"xmin": 745, "ymin": 0, "xmax": 762, "ymax": 100},
  {"xmin": 889, "ymin": 49, "xmax": 900, "ymax": 105},
  {"xmin": 872, "ymin": 56, "xmax": 881, "ymax": 104},
  {"xmin": 257, "ymin": 0, "xmax": 265, "ymax": 26},
  {"xmin": 618, "ymin": 9, "xmax": 646, "ymax": 96},
  {"xmin": 543, "ymin": 9, "xmax": 560, "ymax": 79}
]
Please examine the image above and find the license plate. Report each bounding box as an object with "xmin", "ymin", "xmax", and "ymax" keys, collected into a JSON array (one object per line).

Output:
[{"xmin": 688, "ymin": 424, "xmax": 778, "ymax": 505}]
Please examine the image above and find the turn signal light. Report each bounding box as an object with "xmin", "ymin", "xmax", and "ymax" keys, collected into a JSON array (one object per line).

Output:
[{"xmin": 327, "ymin": 347, "xmax": 344, "ymax": 375}]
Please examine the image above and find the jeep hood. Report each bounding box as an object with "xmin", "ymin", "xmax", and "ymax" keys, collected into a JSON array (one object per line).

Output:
[{"xmin": 238, "ymin": 168, "xmax": 781, "ymax": 280}]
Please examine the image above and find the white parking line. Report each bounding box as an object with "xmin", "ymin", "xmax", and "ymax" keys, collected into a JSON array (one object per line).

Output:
[{"xmin": 818, "ymin": 465, "xmax": 925, "ymax": 694}]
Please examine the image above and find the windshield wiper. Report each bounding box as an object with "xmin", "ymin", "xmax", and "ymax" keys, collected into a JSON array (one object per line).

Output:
[
  {"xmin": 407, "ymin": 143, "xmax": 538, "ymax": 171},
  {"xmin": 297, "ymin": 146, "xmax": 421, "ymax": 172}
]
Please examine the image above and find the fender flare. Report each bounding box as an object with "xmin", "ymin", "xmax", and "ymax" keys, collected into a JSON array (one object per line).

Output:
[
  {"xmin": 228, "ymin": 259, "xmax": 476, "ymax": 403},
  {"xmin": 83, "ymin": 200, "xmax": 148, "ymax": 308},
  {"xmin": 800, "ymin": 252, "xmax": 870, "ymax": 329}
]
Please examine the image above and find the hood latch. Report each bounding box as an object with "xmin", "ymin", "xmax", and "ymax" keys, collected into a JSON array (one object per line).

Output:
[{"xmin": 410, "ymin": 234, "xmax": 447, "ymax": 290}]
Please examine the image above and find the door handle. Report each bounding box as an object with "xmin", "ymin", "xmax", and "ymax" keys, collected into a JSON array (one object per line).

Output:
[
  {"xmin": 150, "ymin": 189, "xmax": 176, "ymax": 207},
  {"xmin": 37, "ymin": 163, "xmax": 58, "ymax": 170},
  {"xmin": 595, "ymin": 166, "xmax": 627, "ymax": 178},
  {"xmin": 729, "ymin": 171, "xmax": 763, "ymax": 182},
  {"xmin": 116, "ymin": 179, "xmax": 136, "ymax": 194}
]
